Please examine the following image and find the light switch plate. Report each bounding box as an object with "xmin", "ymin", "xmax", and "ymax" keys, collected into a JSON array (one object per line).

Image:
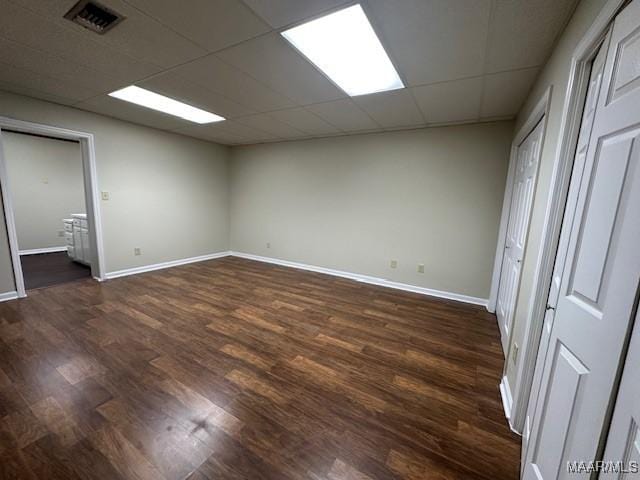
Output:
[
  {"xmin": 101, "ymin": 191, "xmax": 110, "ymax": 201},
  {"xmin": 390, "ymin": 260, "xmax": 398, "ymax": 269}
]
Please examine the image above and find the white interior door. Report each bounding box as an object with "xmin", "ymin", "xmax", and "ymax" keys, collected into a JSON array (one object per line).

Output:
[
  {"xmin": 497, "ymin": 119, "xmax": 544, "ymax": 352},
  {"xmin": 523, "ymin": 0, "xmax": 640, "ymax": 477},
  {"xmin": 601, "ymin": 307, "xmax": 640, "ymax": 479},
  {"xmin": 521, "ymin": 36, "xmax": 609, "ymax": 468}
]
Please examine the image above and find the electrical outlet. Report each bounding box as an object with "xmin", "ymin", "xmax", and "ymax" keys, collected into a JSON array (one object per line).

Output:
[
  {"xmin": 417, "ymin": 264, "xmax": 425, "ymax": 273},
  {"xmin": 266, "ymin": 242, "xmax": 271, "ymax": 249},
  {"xmin": 101, "ymin": 191, "xmax": 110, "ymax": 201},
  {"xmin": 512, "ymin": 343, "xmax": 519, "ymax": 365},
  {"xmin": 58, "ymin": 230, "xmax": 65, "ymax": 237},
  {"xmin": 134, "ymin": 247, "xmax": 142, "ymax": 256},
  {"xmin": 390, "ymin": 260, "xmax": 398, "ymax": 269}
]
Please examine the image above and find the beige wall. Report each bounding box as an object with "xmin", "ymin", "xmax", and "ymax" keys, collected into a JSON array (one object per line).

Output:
[
  {"xmin": 505, "ymin": 0, "xmax": 610, "ymax": 387},
  {"xmin": 230, "ymin": 122, "xmax": 513, "ymax": 300},
  {"xmin": 0, "ymin": 90, "xmax": 230, "ymax": 294},
  {"xmin": 3, "ymin": 132, "xmax": 85, "ymax": 251}
]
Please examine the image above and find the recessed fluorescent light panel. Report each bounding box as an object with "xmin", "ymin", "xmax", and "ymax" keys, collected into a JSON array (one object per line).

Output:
[
  {"xmin": 108, "ymin": 86, "xmax": 225, "ymax": 124},
  {"xmin": 281, "ymin": 4, "xmax": 404, "ymax": 97}
]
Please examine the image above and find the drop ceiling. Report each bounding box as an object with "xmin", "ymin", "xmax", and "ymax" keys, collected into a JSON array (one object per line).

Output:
[{"xmin": 0, "ymin": 0, "xmax": 579, "ymax": 145}]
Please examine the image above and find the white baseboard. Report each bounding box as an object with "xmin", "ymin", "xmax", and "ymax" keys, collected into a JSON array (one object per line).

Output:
[
  {"xmin": 105, "ymin": 251, "xmax": 232, "ymax": 280},
  {"xmin": 500, "ymin": 375, "xmax": 521, "ymax": 434},
  {"xmin": 230, "ymin": 251, "xmax": 488, "ymax": 307},
  {"xmin": 500, "ymin": 375, "xmax": 513, "ymax": 420},
  {"xmin": 19, "ymin": 246, "xmax": 67, "ymax": 255},
  {"xmin": 102, "ymin": 250, "xmax": 488, "ymax": 308},
  {"xmin": 0, "ymin": 291, "xmax": 18, "ymax": 302}
]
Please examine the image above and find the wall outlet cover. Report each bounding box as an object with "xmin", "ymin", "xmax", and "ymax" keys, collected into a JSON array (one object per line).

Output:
[
  {"xmin": 417, "ymin": 264, "xmax": 425, "ymax": 273},
  {"xmin": 134, "ymin": 247, "xmax": 141, "ymax": 256},
  {"xmin": 101, "ymin": 191, "xmax": 110, "ymax": 201},
  {"xmin": 390, "ymin": 260, "xmax": 398, "ymax": 269}
]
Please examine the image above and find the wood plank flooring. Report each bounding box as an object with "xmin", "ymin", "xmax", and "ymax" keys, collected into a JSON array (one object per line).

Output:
[
  {"xmin": 0, "ymin": 256, "xmax": 520, "ymax": 479},
  {"xmin": 20, "ymin": 252, "xmax": 91, "ymax": 290}
]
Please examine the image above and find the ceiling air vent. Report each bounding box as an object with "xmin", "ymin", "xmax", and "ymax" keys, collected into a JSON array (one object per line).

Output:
[{"xmin": 64, "ymin": 0, "xmax": 124, "ymax": 34}]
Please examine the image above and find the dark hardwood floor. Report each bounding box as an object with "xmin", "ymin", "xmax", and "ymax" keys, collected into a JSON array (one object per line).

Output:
[
  {"xmin": 20, "ymin": 252, "xmax": 92, "ymax": 290},
  {"xmin": 0, "ymin": 256, "xmax": 519, "ymax": 479}
]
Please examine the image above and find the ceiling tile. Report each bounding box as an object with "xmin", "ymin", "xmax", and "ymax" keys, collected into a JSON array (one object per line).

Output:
[
  {"xmin": 139, "ymin": 71, "xmax": 255, "ymax": 119},
  {"xmin": 486, "ymin": 0, "xmax": 579, "ymax": 73},
  {"xmin": 75, "ymin": 95, "xmax": 189, "ymax": 130},
  {"xmin": 354, "ymin": 89, "xmax": 424, "ymax": 129},
  {"xmin": 307, "ymin": 99, "xmax": 379, "ymax": 132},
  {"xmin": 180, "ymin": 120, "xmax": 279, "ymax": 144},
  {"xmin": 366, "ymin": 0, "xmax": 492, "ymax": 86},
  {"xmin": 174, "ymin": 55, "xmax": 295, "ymax": 112},
  {"xmin": 174, "ymin": 124, "xmax": 246, "ymax": 145},
  {"xmin": 125, "ymin": 0, "xmax": 270, "ymax": 52},
  {"xmin": 268, "ymin": 108, "xmax": 340, "ymax": 136},
  {"xmin": 235, "ymin": 113, "xmax": 306, "ymax": 138},
  {"xmin": 223, "ymin": 120, "xmax": 280, "ymax": 142},
  {"xmin": 0, "ymin": 36, "xmax": 126, "ymax": 95},
  {"xmin": 0, "ymin": 61, "xmax": 98, "ymax": 103},
  {"xmin": 412, "ymin": 77, "xmax": 484, "ymax": 124},
  {"xmin": 481, "ymin": 68, "xmax": 539, "ymax": 118},
  {"xmin": 241, "ymin": 0, "xmax": 350, "ymax": 28},
  {"xmin": 0, "ymin": 1, "xmax": 159, "ymax": 82},
  {"xmin": 0, "ymin": 80, "xmax": 78, "ymax": 106},
  {"xmin": 216, "ymin": 32, "xmax": 346, "ymax": 105},
  {"xmin": 11, "ymin": 0, "xmax": 207, "ymax": 68}
]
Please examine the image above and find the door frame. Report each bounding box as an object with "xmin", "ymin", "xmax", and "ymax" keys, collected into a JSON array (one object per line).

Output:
[
  {"xmin": 502, "ymin": 0, "xmax": 629, "ymax": 435},
  {"xmin": 0, "ymin": 116, "xmax": 106, "ymax": 297},
  {"xmin": 488, "ymin": 86, "xmax": 552, "ymax": 330}
]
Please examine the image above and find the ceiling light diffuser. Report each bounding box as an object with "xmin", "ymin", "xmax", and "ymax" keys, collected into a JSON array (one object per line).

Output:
[
  {"xmin": 108, "ymin": 86, "xmax": 225, "ymax": 124},
  {"xmin": 281, "ymin": 4, "xmax": 404, "ymax": 97}
]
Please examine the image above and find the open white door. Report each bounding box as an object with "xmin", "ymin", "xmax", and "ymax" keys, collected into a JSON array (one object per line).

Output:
[
  {"xmin": 496, "ymin": 119, "xmax": 544, "ymax": 352},
  {"xmin": 523, "ymin": 0, "xmax": 640, "ymax": 477}
]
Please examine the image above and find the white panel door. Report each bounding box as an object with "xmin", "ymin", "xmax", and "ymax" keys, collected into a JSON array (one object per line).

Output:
[
  {"xmin": 497, "ymin": 119, "xmax": 544, "ymax": 351},
  {"xmin": 523, "ymin": 1, "xmax": 640, "ymax": 478},
  {"xmin": 521, "ymin": 36, "xmax": 609, "ymax": 469},
  {"xmin": 600, "ymin": 308, "xmax": 640, "ymax": 479}
]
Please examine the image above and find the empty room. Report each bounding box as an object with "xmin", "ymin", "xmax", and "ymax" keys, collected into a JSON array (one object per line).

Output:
[{"xmin": 0, "ymin": 0, "xmax": 638, "ymax": 479}]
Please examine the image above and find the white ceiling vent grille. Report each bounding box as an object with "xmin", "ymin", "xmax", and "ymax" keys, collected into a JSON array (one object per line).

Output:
[{"xmin": 64, "ymin": 0, "xmax": 124, "ymax": 34}]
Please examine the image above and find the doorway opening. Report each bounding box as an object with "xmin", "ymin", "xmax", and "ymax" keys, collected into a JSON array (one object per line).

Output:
[
  {"xmin": 0, "ymin": 118, "xmax": 105, "ymax": 297},
  {"xmin": 3, "ymin": 130, "xmax": 91, "ymax": 290}
]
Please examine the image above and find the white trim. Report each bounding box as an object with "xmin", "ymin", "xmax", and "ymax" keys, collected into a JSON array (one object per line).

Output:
[
  {"xmin": 0, "ymin": 129, "xmax": 26, "ymax": 297},
  {"xmin": 104, "ymin": 250, "xmax": 488, "ymax": 307},
  {"xmin": 0, "ymin": 117, "xmax": 107, "ymax": 299},
  {"xmin": 507, "ymin": 0, "xmax": 626, "ymax": 435},
  {"xmin": 500, "ymin": 376, "xmax": 520, "ymax": 434},
  {"xmin": 488, "ymin": 86, "xmax": 552, "ymax": 316},
  {"xmin": 105, "ymin": 251, "xmax": 232, "ymax": 280},
  {"xmin": 500, "ymin": 375, "xmax": 513, "ymax": 419},
  {"xmin": 231, "ymin": 251, "xmax": 488, "ymax": 307},
  {"xmin": 19, "ymin": 246, "xmax": 68, "ymax": 256},
  {"xmin": 0, "ymin": 291, "xmax": 18, "ymax": 302}
]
